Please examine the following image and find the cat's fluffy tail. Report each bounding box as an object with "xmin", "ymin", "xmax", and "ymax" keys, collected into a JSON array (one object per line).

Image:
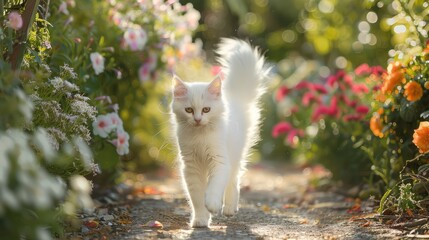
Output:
[
  {"xmin": 217, "ymin": 38, "xmax": 271, "ymax": 151},
  {"xmin": 216, "ymin": 38, "xmax": 270, "ymax": 105}
]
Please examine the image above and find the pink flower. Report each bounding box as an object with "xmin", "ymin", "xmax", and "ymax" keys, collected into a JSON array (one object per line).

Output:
[
  {"xmin": 311, "ymin": 97, "xmax": 339, "ymax": 121},
  {"xmin": 339, "ymin": 94, "xmax": 357, "ymax": 107},
  {"xmin": 92, "ymin": 115, "xmax": 114, "ymax": 138},
  {"xmin": 7, "ymin": 11, "xmax": 23, "ymax": 30},
  {"xmin": 370, "ymin": 66, "xmax": 386, "ymax": 76},
  {"xmin": 309, "ymin": 83, "xmax": 328, "ymax": 94},
  {"xmin": 276, "ymin": 86, "xmax": 290, "ymax": 102},
  {"xmin": 138, "ymin": 63, "xmax": 151, "ymax": 83},
  {"xmin": 327, "ymin": 70, "xmax": 347, "ymax": 87},
  {"xmin": 354, "ymin": 64, "xmax": 371, "ymax": 76},
  {"xmin": 343, "ymin": 74, "xmax": 354, "ymax": 87},
  {"xmin": 123, "ymin": 28, "xmax": 148, "ymax": 51},
  {"xmin": 295, "ymin": 81, "xmax": 310, "ymax": 89},
  {"xmin": 302, "ymin": 92, "xmax": 319, "ymax": 106},
  {"xmin": 112, "ymin": 129, "xmax": 130, "ymax": 155},
  {"xmin": 355, "ymin": 105, "xmax": 369, "ymax": 115},
  {"xmin": 326, "ymin": 75, "xmax": 338, "ymax": 87},
  {"xmin": 351, "ymin": 83, "xmax": 369, "ymax": 94},
  {"xmin": 343, "ymin": 114, "xmax": 363, "ymax": 122},
  {"xmin": 211, "ymin": 65, "xmax": 222, "ymax": 76},
  {"xmin": 286, "ymin": 129, "xmax": 304, "ymax": 146},
  {"xmin": 90, "ymin": 52, "xmax": 105, "ymax": 75},
  {"xmin": 272, "ymin": 122, "xmax": 292, "ymax": 138}
]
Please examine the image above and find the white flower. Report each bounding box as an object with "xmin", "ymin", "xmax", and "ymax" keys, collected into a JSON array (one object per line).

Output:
[
  {"xmin": 73, "ymin": 137, "xmax": 93, "ymax": 169},
  {"xmin": 112, "ymin": 129, "xmax": 129, "ymax": 155},
  {"xmin": 123, "ymin": 28, "xmax": 148, "ymax": 51},
  {"xmin": 92, "ymin": 114, "xmax": 114, "ymax": 138},
  {"xmin": 33, "ymin": 128, "xmax": 55, "ymax": 161},
  {"xmin": 59, "ymin": 1, "xmax": 69, "ymax": 15},
  {"xmin": 90, "ymin": 52, "xmax": 105, "ymax": 75},
  {"xmin": 184, "ymin": 4, "xmax": 200, "ymax": 31},
  {"xmin": 106, "ymin": 112, "xmax": 123, "ymax": 129},
  {"xmin": 70, "ymin": 175, "xmax": 92, "ymax": 193}
]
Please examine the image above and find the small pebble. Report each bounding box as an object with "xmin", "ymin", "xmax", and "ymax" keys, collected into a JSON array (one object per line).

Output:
[{"xmin": 101, "ymin": 215, "xmax": 115, "ymax": 221}]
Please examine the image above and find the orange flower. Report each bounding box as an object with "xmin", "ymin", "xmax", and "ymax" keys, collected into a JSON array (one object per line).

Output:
[
  {"xmin": 413, "ymin": 121, "xmax": 429, "ymax": 153},
  {"xmin": 424, "ymin": 42, "xmax": 429, "ymax": 55},
  {"xmin": 404, "ymin": 81, "xmax": 423, "ymax": 102},
  {"xmin": 381, "ymin": 71, "xmax": 404, "ymax": 94},
  {"xmin": 424, "ymin": 81, "xmax": 429, "ymax": 90},
  {"xmin": 370, "ymin": 113, "xmax": 384, "ymax": 138},
  {"xmin": 387, "ymin": 61, "xmax": 403, "ymax": 74}
]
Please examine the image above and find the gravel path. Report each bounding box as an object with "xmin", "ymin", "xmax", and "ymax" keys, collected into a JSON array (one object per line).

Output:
[{"xmin": 112, "ymin": 162, "xmax": 403, "ymax": 240}]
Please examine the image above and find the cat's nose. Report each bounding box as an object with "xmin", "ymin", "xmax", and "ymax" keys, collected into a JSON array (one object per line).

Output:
[{"xmin": 194, "ymin": 118, "xmax": 201, "ymax": 124}]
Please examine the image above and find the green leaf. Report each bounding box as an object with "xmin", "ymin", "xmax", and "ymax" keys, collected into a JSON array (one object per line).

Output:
[
  {"xmin": 400, "ymin": 98, "xmax": 419, "ymax": 122},
  {"xmin": 378, "ymin": 188, "xmax": 392, "ymax": 213}
]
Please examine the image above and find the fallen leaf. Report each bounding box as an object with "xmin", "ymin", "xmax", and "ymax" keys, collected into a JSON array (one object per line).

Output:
[
  {"xmin": 300, "ymin": 219, "xmax": 308, "ymax": 224},
  {"xmin": 146, "ymin": 220, "xmax": 163, "ymax": 229},
  {"xmin": 361, "ymin": 221, "xmax": 371, "ymax": 227},
  {"xmin": 134, "ymin": 186, "xmax": 163, "ymax": 195},
  {"xmin": 282, "ymin": 204, "xmax": 297, "ymax": 209},
  {"xmin": 347, "ymin": 203, "xmax": 362, "ymax": 214},
  {"xmin": 261, "ymin": 205, "xmax": 270, "ymax": 212},
  {"xmin": 84, "ymin": 220, "xmax": 99, "ymax": 228},
  {"xmin": 406, "ymin": 208, "xmax": 414, "ymax": 217}
]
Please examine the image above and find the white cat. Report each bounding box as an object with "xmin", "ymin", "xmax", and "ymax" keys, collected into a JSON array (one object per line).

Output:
[{"xmin": 171, "ymin": 39, "xmax": 270, "ymax": 227}]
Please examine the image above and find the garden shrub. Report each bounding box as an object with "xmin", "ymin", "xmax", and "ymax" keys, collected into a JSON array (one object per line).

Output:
[
  {"xmin": 273, "ymin": 65, "xmax": 384, "ymax": 185},
  {"xmin": 369, "ymin": 45, "xmax": 429, "ymax": 213}
]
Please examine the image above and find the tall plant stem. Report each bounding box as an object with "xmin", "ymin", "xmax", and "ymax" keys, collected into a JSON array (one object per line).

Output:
[{"xmin": 9, "ymin": 0, "xmax": 40, "ymax": 70}]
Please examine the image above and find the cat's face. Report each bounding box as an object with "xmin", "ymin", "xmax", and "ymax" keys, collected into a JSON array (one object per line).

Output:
[{"xmin": 172, "ymin": 76, "xmax": 224, "ymax": 127}]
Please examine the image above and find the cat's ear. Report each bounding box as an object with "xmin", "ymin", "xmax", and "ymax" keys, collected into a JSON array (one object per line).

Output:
[
  {"xmin": 172, "ymin": 75, "xmax": 188, "ymax": 98},
  {"xmin": 207, "ymin": 76, "xmax": 222, "ymax": 97}
]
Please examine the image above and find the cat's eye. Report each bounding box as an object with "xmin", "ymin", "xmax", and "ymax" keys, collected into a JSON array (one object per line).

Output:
[
  {"xmin": 202, "ymin": 107, "xmax": 211, "ymax": 113},
  {"xmin": 185, "ymin": 107, "xmax": 194, "ymax": 113}
]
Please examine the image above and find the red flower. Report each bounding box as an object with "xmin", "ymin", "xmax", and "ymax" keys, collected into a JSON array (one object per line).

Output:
[
  {"xmin": 272, "ymin": 122, "xmax": 292, "ymax": 137},
  {"xmin": 355, "ymin": 105, "xmax": 369, "ymax": 115},
  {"xmin": 276, "ymin": 86, "xmax": 290, "ymax": 102}
]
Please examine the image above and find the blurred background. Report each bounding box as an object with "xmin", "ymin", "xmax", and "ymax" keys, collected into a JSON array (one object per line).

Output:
[{"xmin": 1, "ymin": 0, "xmax": 428, "ymax": 238}]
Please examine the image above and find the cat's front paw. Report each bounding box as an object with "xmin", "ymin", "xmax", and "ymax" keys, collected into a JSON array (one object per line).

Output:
[
  {"xmin": 223, "ymin": 203, "xmax": 238, "ymax": 217},
  {"xmin": 191, "ymin": 217, "xmax": 210, "ymax": 228},
  {"xmin": 205, "ymin": 194, "xmax": 223, "ymax": 215}
]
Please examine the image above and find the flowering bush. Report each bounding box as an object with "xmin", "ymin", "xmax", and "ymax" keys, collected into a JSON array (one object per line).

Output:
[
  {"xmin": 46, "ymin": 0, "xmax": 202, "ymax": 171},
  {"xmin": 273, "ymin": 65, "xmax": 384, "ymax": 184},
  {"xmin": 368, "ymin": 43, "xmax": 429, "ymax": 212},
  {"xmin": 0, "ymin": 62, "xmax": 95, "ymax": 239}
]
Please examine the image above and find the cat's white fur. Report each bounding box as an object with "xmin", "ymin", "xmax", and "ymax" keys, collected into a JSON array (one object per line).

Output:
[{"xmin": 171, "ymin": 39, "xmax": 270, "ymax": 227}]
